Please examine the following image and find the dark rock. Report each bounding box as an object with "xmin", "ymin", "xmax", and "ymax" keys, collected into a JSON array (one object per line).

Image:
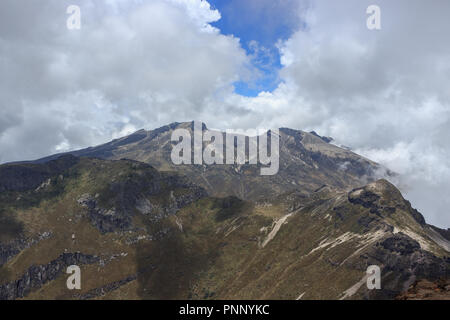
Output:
[
  {"xmin": 360, "ymin": 233, "xmax": 450, "ymax": 299},
  {"xmin": 380, "ymin": 234, "xmax": 421, "ymax": 255},
  {"xmin": 0, "ymin": 232, "xmax": 52, "ymax": 267},
  {"xmin": 309, "ymin": 131, "xmax": 333, "ymax": 143},
  {"xmin": 0, "ymin": 155, "xmax": 79, "ymax": 193},
  {"xmin": 0, "ymin": 252, "xmax": 99, "ymax": 300},
  {"xmin": 349, "ymin": 189, "xmax": 380, "ymax": 208},
  {"xmin": 409, "ymin": 207, "xmax": 426, "ymax": 225},
  {"xmin": 74, "ymin": 275, "xmax": 137, "ymax": 300},
  {"xmin": 77, "ymin": 172, "xmax": 207, "ymax": 233}
]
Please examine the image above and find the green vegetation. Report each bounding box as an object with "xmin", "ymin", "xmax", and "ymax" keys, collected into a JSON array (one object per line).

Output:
[{"xmin": 0, "ymin": 156, "xmax": 448, "ymax": 300}]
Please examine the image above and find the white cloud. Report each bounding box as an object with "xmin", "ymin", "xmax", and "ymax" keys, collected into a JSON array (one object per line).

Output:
[
  {"xmin": 0, "ymin": 0, "xmax": 248, "ymax": 161},
  {"xmin": 222, "ymin": 0, "xmax": 450, "ymax": 227},
  {"xmin": 167, "ymin": 0, "xmax": 221, "ymax": 31}
]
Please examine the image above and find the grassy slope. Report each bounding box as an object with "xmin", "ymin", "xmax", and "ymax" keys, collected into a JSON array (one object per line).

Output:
[{"xmin": 0, "ymin": 159, "xmax": 448, "ymax": 300}]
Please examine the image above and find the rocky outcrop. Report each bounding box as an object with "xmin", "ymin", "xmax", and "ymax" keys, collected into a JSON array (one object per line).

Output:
[
  {"xmin": 0, "ymin": 155, "xmax": 79, "ymax": 193},
  {"xmin": 74, "ymin": 275, "xmax": 137, "ymax": 300},
  {"xmin": 0, "ymin": 232, "xmax": 52, "ymax": 267},
  {"xmin": 309, "ymin": 130, "xmax": 333, "ymax": 143},
  {"xmin": 0, "ymin": 243, "xmax": 19, "ymax": 267},
  {"xmin": 360, "ymin": 233, "xmax": 450, "ymax": 299},
  {"xmin": 348, "ymin": 180, "xmax": 426, "ymax": 224},
  {"xmin": 77, "ymin": 171, "xmax": 207, "ymax": 233},
  {"xmin": 0, "ymin": 252, "xmax": 99, "ymax": 300},
  {"xmin": 78, "ymin": 194, "xmax": 132, "ymax": 234}
]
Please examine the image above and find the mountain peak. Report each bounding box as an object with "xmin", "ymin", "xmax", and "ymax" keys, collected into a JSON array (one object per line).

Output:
[{"xmin": 28, "ymin": 121, "xmax": 385, "ymax": 200}]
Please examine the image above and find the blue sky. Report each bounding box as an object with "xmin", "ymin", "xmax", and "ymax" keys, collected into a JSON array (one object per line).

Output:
[{"xmin": 209, "ymin": 0, "xmax": 305, "ymax": 96}]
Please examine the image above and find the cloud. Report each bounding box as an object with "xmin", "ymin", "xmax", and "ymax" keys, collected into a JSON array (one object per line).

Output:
[
  {"xmin": 356, "ymin": 140, "xmax": 450, "ymax": 229},
  {"xmin": 221, "ymin": 0, "xmax": 450, "ymax": 227},
  {"xmin": 0, "ymin": 0, "xmax": 248, "ymax": 161}
]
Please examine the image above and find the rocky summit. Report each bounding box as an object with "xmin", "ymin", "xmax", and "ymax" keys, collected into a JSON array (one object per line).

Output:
[{"xmin": 0, "ymin": 122, "xmax": 448, "ymax": 300}]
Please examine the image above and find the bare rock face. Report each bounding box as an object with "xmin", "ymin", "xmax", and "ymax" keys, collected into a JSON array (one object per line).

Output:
[
  {"xmin": 0, "ymin": 253, "xmax": 99, "ymax": 300},
  {"xmin": 76, "ymin": 166, "xmax": 207, "ymax": 234},
  {"xmin": 0, "ymin": 233, "xmax": 52, "ymax": 267},
  {"xmin": 359, "ymin": 233, "xmax": 450, "ymax": 299},
  {"xmin": 0, "ymin": 155, "xmax": 79, "ymax": 193},
  {"xmin": 73, "ymin": 275, "xmax": 138, "ymax": 300},
  {"xmin": 78, "ymin": 193, "xmax": 132, "ymax": 234},
  {"xmin": 349, "ymin": 179, "xmax": 426, "ymax": 224}
]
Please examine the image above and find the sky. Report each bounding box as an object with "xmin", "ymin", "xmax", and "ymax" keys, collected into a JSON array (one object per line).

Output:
[
  {"xmin": 208, "ymin": 0, "xmax": 306, "ymax": 96},
  {"xmin": 0, "ymin": 0, "xmax": 450, "ymax": 227}
]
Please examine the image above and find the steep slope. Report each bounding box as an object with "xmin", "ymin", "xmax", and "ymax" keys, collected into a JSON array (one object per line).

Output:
[
  {"xmin": 30, "ymin": 122, "xmax": 390, "ymax": 200},
  {"xmin": 0, "ymin": 156, "xmax": 448, "ymax": 300},
  {"xmin": 168, "ymin": 179, "xmax": 449, "ymax": 300},
  {"xmin": 0, "ymin": 156, "xmax": 207, "ymax": 299}
]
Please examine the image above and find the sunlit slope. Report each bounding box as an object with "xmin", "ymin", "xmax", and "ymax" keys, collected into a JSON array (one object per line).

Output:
[{"xmin": 0, "ymin": 156, "xmax": 447, "ymax": 300}]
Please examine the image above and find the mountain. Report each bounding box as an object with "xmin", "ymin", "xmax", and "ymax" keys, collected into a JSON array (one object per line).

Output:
[
  {"xmin": 31, "ymin": 122, "xmax": 390, "ymax": 201},
  {"xmin": 0, "ymin": 122, "xmax": 448, "ymax": 300}
]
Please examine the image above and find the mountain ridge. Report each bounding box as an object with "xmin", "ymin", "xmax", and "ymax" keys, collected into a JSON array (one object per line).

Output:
[
  {"xmin": 19, "ymin": 121, "xmax": 392, "ymax": 202},
  {"xmin": 0, "ymin": 122, "xmax": 448, "ymax": 300}
]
